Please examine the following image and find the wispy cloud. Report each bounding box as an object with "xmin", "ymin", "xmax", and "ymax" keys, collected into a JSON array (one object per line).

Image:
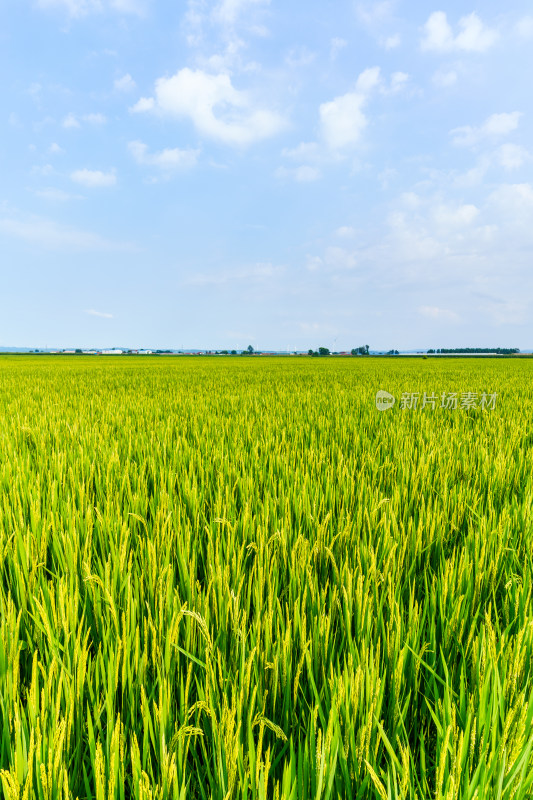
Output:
[
  {"xmin": 418, "ymin": 305, "xmax": 460, "ymax": 322},
  {"xmin": 85, "ymin": 308, "xmax": 114, "ymax": 318},
  {"xmin": 0, "ymin": 215, "xmax": 134, "ymax": 252},
  {"xmin": 36, "ymin": 0, "xmax": 148, "ymax": 17},
  {"xmin": 128, "ymin": 141, "xmax": 200, "ymax": 171},
  {"xmin": 33, "ymin": 187, "xmax": 83, "ymax": 201},
  {"xmin": 185, "ymin": 262, "xmax": 281, "ymax": 286},
  {"xmin": 62, "ymin": 112, "xmax": 106, "ymax": 128},
  {"xmin": 114, "ymin": 73, "xmax": 136, "ymax": 91},
  {"xmin": 70, "ymin": 168, "xmax": 117, "ymax": 187},
  {"xmin": 451, "ymin": 112, "xmax": 522, "ymax": 147}
]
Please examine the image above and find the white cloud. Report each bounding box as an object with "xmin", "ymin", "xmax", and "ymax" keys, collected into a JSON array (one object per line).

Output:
[
  {"xmin": 390, "ymin": 71, "xmax": 408, "ymax": 92},
  {"xmin": 432, "ymin": 68, "xmax": 458, "ymax": 88},
  {"xmin": 70, "ymin": 168, "xmax": 117, "ymax": 187},
  {"xmin": 36, "ymin": 0, "xmax": 146, "ymax": 16},
  {"xmin": 481, "ymin": 113, "xmax": 522, "ymax": 137},
  {"xmin": 356, "ymin": 66, "xmax": 381, "ymax": 93},
  {"xmin": 378, "ymin": 168, "xmax": 397, "ymax": 189},
  {"xmin": 319, "ymin": 68, "xmax": 380, "ymax": 150},
  {"xmin": 130, "ymin": 97, "xmax": 155, "ymax": 113},
  {"xmin": 186, "ymin": 261, "xmax": 280, "ymax": 286},
  {"xmin": 324, "ymin": 246, "xmax": 357, "ymax": 270},
  {"xmin": 33, "ymin": 187, "xmax": 82, "ymax": 201},
  {"xmin": 361, "ymin": 182, "xmax": 533, "ymax": 301},
  {"xmin": 110, "ymin": 0, "xmax": 146, "ymax": 13},
  {"xmin": 335, "ymin": 226, "xmax": 356, "ymax": 238},
  {"xmin": 516, "ymin": 17, "xmax": 533, "ymax": 39},
  {"xmin": 476, "ymin": 297, "xmax": 528, "ymax": 326},
  {"xmin": 285, "ymin": 46, "xmax": 316, "ymax": 68},
  {"xmin": 421, "ymin": 12, "xmax": 498, "ymax": 53},
  {"xmin": 184, "ymin": 0, "xmax": 277, "ymax": 73},
  {"xmin": 454, "ymin": 13, "xmax": 499, "ymax": 52},
  {"xmin": 419, "ymin": 305, "xmax": 459, "ymax": 322},
  {"xmin": 31, "ymin": 164, "xmax": 55, "ymax": 176},
  {"xmin": 400, "ymin": 192, "xmax": 422, "ymax": 209},
  {"xmin": 63, "ymin": 113, "xmax": 81, "ymax": 129},
  {"xmin": 451, "ymin": 157, "xmax": 491, "ymax": 189},
  {"xmin": 49, "ymin": 143, "xmax": 64, "ymax": 154},
  {"xmin": 487, "ymin": 183, "xmax": 533, "ymax": 221},
  {"xmin": 451, "ymin": 112, "xmax": 522, "ymax": 147},
  {"xmin": 83, "ymin": 113, "xmax": 106, "ymax": 125},
  {"xmin": 36, "ymin": 0, "xmax": 100, "ymax": 16},
  {"xmin": 305, "ymin": 255, "xmax": 323, "ymax": 272},
  {"xmin": 357, "ymin": 1, "xmax": 395, "ymax": 27},
  {"xmin": 383, "ymin": 33, "xmax": 401, "ymax": 49},
  {"xmin": 212, "ymin": 0, "xmax": 269, "ymax": 26},
  {"xmin": 114, "ymin": 73, "xmax": 136, "ymax": 92},
  {"xmin": 281, "ymin": 68, "xmax": 384, "ymax": 174},
  {"xmin": 320, "ymin": 94, "xmax": 367, "ymax": 150},
  {"xmin": 184, "ymin": 0, "xmax": 270, "ymax": 59},
  {"xmin": 330, "ymin": 38, "xmax": 347, "ymax": 59},
  {"xmin": 357, "ymin": 2, "xmax": 400, "ymax": 50},
  {"xmin": 282, "ymin": 142, "xmax": 321, "ymax": 162},
  {"xmin": 85, "ymin": 308, "xmax": 113, "ymax": 318},
  {"xmin": 62, "ymin": 112, "xmax": 106, "ymax": 128},
  {"xmin": 275, "ymin": 165, "xmax": 320, "ymax": 182},
  {"xmin": 304, "ymin": 246, "xmax": 358, "ymax": 274},
  {"xmin": 0, "ymin": 215, "xmax": 133, "ymax": 252},
  {"xmin": 495, "ymin": 144, "xmax": 530, "ymax": 170},
  {"xmin": 132, "ymin": 68, "xmax": 285, "ymax": 146},
  {"xmin": 128, "ymin": 141, "xmax": 200, "ymax": 170},
  {"xmin": 431, "ymin": 203, "xmax": 479, "ymax": 229}
]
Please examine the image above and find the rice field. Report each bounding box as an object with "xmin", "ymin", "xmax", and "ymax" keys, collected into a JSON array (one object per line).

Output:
[{"xmin": 1, "ymin": 354, "xmax": 532, "ymax": 800}]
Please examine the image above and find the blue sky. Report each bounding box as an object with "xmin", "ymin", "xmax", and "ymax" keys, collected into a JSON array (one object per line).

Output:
[{"xmin": 2, "ymin": 0, "xmax": 533, "ymax": 351}]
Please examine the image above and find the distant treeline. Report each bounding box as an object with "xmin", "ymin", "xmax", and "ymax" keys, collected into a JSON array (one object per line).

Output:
[{"xmin": 427, "ymin": 348, "xmax": 520, "ymax": 355}]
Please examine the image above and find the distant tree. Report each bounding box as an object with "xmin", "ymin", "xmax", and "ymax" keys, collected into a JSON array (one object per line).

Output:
[
  {"xmin": 221, "ymin": 350, "xmax": 228, "ymax": 355},
  {"xmin": 437, "ymin": 347, "xmax": 520, "ymax": 355},
  {"xmin": 308, "ymin": 349, "xmax": 314, "ymax": 356},
  {"xmin": 351, "ymin": 346, "xmax": 370, "ymax": 356},
  {"xmin": 318, "ymin": 347, "xmax": 330, "ymax": 356},
  {"xmin": 75, "ymin": 348, "xmax": 82, "ymax": 354},
  {"xmin": 247, "ymin": 345, "xmax": 254, "ymax": 354},
  {"xmin": 231, "ymin": 350, "xmax": 237, "ymax": 355}
]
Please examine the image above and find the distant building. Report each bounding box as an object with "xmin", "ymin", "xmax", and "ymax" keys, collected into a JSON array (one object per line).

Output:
[
  {"xmin": 138, "ymin": 350, "xmax": 153, "ymax": 355},
  {"xmin": 101, "ymin": 349, "xmax": 123, "ymax": 355}
]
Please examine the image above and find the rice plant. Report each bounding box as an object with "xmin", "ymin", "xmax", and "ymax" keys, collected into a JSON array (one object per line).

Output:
[{"xmin": 0, "ymin": 354, "xmax": 532, "ymax": 799}]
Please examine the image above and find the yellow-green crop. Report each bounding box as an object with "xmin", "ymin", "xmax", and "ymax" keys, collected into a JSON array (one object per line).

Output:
[{"xmin": 1, "ymin": 355, "xmax": 533, "ymax": 799}]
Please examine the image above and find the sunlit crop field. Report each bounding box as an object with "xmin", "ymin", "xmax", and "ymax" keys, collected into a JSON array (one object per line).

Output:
[{"xmin": 1, "ymin": 355, "xmax": 532, "ymax": 800}]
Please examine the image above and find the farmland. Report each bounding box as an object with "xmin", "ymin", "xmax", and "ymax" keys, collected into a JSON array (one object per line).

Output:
[{"xmin": 0, "ymin": 355, "xmax": 532, "ymax": 799}]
